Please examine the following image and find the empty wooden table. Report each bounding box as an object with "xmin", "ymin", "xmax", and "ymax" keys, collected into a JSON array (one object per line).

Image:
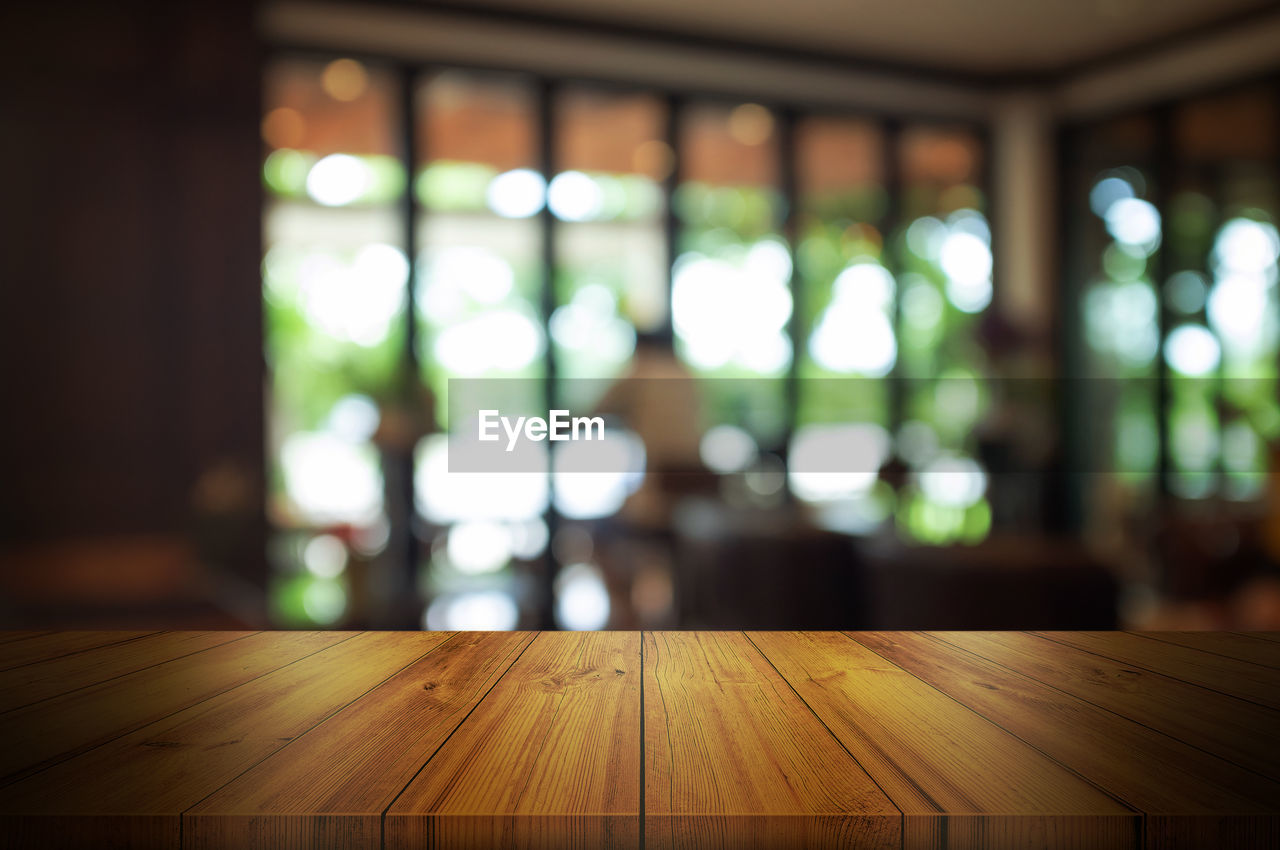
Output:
[{"xmin": 0, "ymin": 630, "xmax": 1276, "ymax": 848}]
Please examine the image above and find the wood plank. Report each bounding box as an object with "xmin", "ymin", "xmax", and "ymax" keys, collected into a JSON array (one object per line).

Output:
[
  {"xmin": 642, "ymin": 631, "xmax": 900, "ymax": 850},
  {"xmin": 386, "ymin": 632, "xmax": 641, "ymax": 850},
  {"xmin": 0, "ymin": 631, "xmax": 450, "ymax": 850},
  {"xmin": 751, "ymin": 631, "xmax": 1136, "ymax": 849},
  {"xmin": 928, "ymin": 631, "xmax": 1280, "ymax": 784},
  {"xmin": 0, "ymin": 631, "xmax": 156, "ymax": 672},
  {"xmin": 1140, "ymin": 632, "xmax": 1280, "ymax": 668},
  {"xmin": 1035, "ymin": 631, "xmax": 1280, "ymax": 710},
  {"xmin": 186, "ymin": 631, "xmax": 533, "ymax": 850},
  {"xmin": 854, "ymin": 632, "xmax": 1280, "ymax": 850},
  {"xmin": 0, "ymin": 630, "xmax": 347, "ymax": 786},
  {"xmin": 0, "ymin": 629, "xmax": 1273, "ymax": 850},
  {"xmin": 1246, "ymin": 632, "xmax": 1280, "ymax": 644},
  {"xmin": 0, "ymin": 632, "xmax": 53, "ymax": 647},
  {"xmin": 0, "ymin": 631, "xmax": 251, "ymax": 714}
]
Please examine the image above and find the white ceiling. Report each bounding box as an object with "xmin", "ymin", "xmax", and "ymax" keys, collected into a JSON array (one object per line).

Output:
[{"xmin": 452, "ymin": 0, "xmax": 1276, "ymax": 74}]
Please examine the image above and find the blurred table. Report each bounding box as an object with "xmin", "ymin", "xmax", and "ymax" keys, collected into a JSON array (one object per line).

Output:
[{"xmin": 0, "ymin": 630, "xmax": 1276, "ymax": 848}]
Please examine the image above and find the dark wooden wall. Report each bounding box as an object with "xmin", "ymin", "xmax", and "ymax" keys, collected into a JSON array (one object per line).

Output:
[{"xmin": 0, "ymin": 1, "xmax": 265, "ymax": 580}]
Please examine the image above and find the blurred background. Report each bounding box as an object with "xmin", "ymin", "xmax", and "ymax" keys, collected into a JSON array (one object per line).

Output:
[{"xmin": 4, "ymin": 0, "xmax": 1280, "ymax": 631}]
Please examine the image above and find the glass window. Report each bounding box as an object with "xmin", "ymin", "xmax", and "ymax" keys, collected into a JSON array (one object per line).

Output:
[
  {"xmin": 893, "ymin": 125, "xmax": 992, "ymax": 544},
  {"xmin": 262, "ymin": 56, "xmax": 1002, "ymax": 628},
  {"xmin": 552, "ymin": 88, "xmax": 667, "ymax": 407},
  {"xmin": 1073, "ymin": 85, "xmax": 1279, "ymax": 540},
  {"xmin": 674, "ymin": 102, "xmax": 790, "ymax": 448},
  {"xmin": 1073, "ymin": 115, "xmax": 1162, "ymax": 537},
  {"xmin": 262, "ymin": 57, "xmax": 406, "ymax": 626},
  {"xmin": 791, "ymin": 116, "xmax": 895, "ymax": 531},
  {"xmin": 413, "ymin": 71, "xmax": 547, "ymax": 629},
  {"xmin": 1171, "ymin": 87, "xmax": 1279, "ymax": 501}
]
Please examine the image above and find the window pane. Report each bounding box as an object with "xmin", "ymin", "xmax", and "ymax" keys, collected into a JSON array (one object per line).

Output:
[
  {"xmin": 796, "ymin": 118, "xmax": 890, "ymax": 406},
  {"xmin": 895, "ymin": 124, "xmax": 992, "ymax": 545},
  {"xmin": 416, "ymin": 72, "xmax": 545, "ymax": 415},
  {"xmin": 262, "ymin": 57, "xmax": 406, "ymax": 626},
  {"xmin": 1074, "ymin": 115, "xmax": 1161, "ymax": 525},
  {"xmin": 674, "ymin": 101, "xmax": 789, "ymax": 447},
  {"xmin": 413, "ymin": 71, "xmax": 547, "ymax": 629},
  {"xmin": 1078, "ymin": 93, "xmax": 1280, "ymax": 510},
  {"xmin": 790, "ymin": 116, "xmax": 895, "ymax": 531},
  {"xmin": 1170, "ymin": 86, "xmax": 1279, "ymax": 501},
  {"xmin": 552, "ymin": 88, "xmax": 666, "ymax": 408},
  {"xmin": 548, "ymin": 89, "xmax": 667, "ymax": 547}
]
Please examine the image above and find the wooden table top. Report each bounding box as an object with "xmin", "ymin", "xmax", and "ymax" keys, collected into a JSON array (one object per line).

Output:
[{"xmin": 0, "ymin": 630, "xmax": 1276, "ymax": 849}]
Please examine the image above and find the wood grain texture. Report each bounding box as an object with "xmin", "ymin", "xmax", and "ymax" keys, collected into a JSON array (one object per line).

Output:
[
  {"xmin": 644, "ymin": 631, "xmax": 900, "ymax": 850},
  {"xmin": 187, "ymin": 631, "xmax": 534, "ymax": 850},
  {"xmin": 854, "ymin": 633, "xmax": 1280, "ymax": 818},
  {"xmin": 929, "ymin": 631, "xmax": 1280, "ymax": 784},
  {"xmin": 1141, "ymin": 632, "xmax": 1280, "ymax": 668},
  {"xmin": 0, "ymin": 631, "xmax": 251, "ymax": 714},
  {"xmin": 0, "ymin": 631, "xmax": 449, "ymax": 850},
  {"xmin": 750, "ymin": 631, "xmax": 1135, "ymax": 849},
  {"xmin": 0, "ymin": 631, "xmax": 156, "ymax": 672},
  {"xmin": 0, "ymin": 631, "xmax": 1275, "ymax": 850},
  {"xmin": 0, "ymin": 632, "xmax": 53, "ymax": 646},
  {"xmin": 387, "ymin": 632, "xmax": 641, "ymax": 850},
  {"xmin": 1035, "ymin": 631, "xmax": 1280, "ymax": 710},
  {"xmin": 0, "ymin": 630, "xmax": 346, "ymax": 786}
]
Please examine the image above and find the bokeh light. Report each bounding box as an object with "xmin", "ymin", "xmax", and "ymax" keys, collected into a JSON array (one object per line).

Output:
[
  {"xmin": 321, "ymin": 58, "xmax": 369, "ymax": 101},
  {"xmin": 1164, "ymin": 324, "xmax": 1221, "ymax": 377},
  {"xmin": 415, "ymin": 435, "xmax": 550, "ymax": 524},
  {"xmin": 1104, "ymin": 197, "xmax": 1161, "ymax": 253},
  {"xmin": 809, "ymin": 262, "xmax": 897, "ymax": 376},
  {"xmin": 303, "ymin": 535, "xmax": 348, "ymax": 579},
  {"xmin": 727, "ymin": 103, "xmax": 774, "ymax": 146},
  {"xmin": 281, "ymin": 432, "xmax": 383, "ymax": 524},
  {"xmin": 673, "ymin": 239, "xmax": 793, "ymax": 374},
  {"xmin": 917, "ymin": 455, "xmax": 987, "ymax": 508},
  {"xmin": 487, "ymin": 168, "xmax": 546, "ymax": 218},
  {"xmin": 548, "ymin": 171, "xmax": 604, "ymax": 221},
  {"xmin": 306, "ymin": 154, "xmax": 373, "ymax": 206},
  {"xmin": 447, "ymin": 521, "xmax": 514, "ymax": 574},
  {"xmin": 425, "ymin": 591, "xmax": 520, "ymax": 630},
  {"xmin": 262, "ymin": 107, "xmax": 306, "ymax": 149},
  {"xmin": 555, "ymin": 563, "xmax": 611, "ymax": 630},
  {"xmin": 700, "ymin": 425, "xmax": 758, "ymax": 474},
  {"xmin": 788, "ymin": 423, "xmax": 888, "ymax": 502}
]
